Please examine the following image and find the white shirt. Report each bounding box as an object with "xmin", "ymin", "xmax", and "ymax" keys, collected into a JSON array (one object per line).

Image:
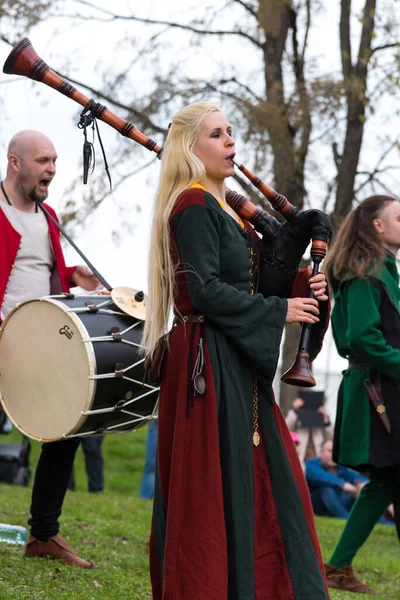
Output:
[{"xmin": 1, "ymin": 202, "xmax": 54, "ymax": 318}]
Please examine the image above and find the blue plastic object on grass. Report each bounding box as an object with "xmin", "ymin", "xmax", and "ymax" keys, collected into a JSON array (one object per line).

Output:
[{"xmin": 0, "ymin": 523, "xmax": 27, "ymax": 545}]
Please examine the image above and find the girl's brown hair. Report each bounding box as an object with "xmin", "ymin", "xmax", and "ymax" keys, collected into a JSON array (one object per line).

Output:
[{"xmin": 324, "ymin": 195, "xmax": 396, "ymax": 283}]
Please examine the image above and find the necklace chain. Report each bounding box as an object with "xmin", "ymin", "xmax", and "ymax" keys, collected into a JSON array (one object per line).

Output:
[
  {"xmin": 1, "ymin": 181, "xmax": 12, "ymax": 206},
  {"xmin": 252, "ymin": 377, "xmax": 260, "ymax": 447},
  {"xmin": 0, "ymin": 181, "xmax": 39, "ymax": 213}
]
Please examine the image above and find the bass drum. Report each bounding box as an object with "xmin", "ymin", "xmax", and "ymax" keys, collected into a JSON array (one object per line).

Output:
[{"xmin": 0, "ymin": 294, "xmax": 158, "ymax": 442}]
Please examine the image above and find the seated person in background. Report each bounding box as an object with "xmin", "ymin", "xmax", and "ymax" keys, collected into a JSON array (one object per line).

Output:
[
  {"xmin": 307, "ymin": 440, "xmax": 394, "ymax": 524},
  {"xmin": 306, "ymin": 440, "xmax": 368, "ymax": 519},
  {"xmin": 285, "ymin": 390, "xmax": 333, "ymax": 468}
]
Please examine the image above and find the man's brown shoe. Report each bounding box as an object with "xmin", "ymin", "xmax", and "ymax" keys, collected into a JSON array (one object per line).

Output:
[
  {"xmin": 324, "ymin": 563, "xmax": 376, "ymax": 595},
  {"xmin": 24, "ymin": 535, "xmax": 93, "ymax": 569}
]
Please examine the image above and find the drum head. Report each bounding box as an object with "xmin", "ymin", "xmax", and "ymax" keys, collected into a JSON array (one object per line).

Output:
[{"xmin": 0, "ymin": 298, "xmax": 95, "ymax": 442}]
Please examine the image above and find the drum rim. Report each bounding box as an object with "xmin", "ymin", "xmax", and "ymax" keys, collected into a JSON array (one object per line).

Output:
[{"xmin": 0, "ymin": 296, "xmax": 97, "ymax": 442}]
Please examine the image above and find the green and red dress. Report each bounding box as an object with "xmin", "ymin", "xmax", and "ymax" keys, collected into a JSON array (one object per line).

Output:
[{"xmin": 150, "ymin": 186, "xmax": 330, "ymax": 600}]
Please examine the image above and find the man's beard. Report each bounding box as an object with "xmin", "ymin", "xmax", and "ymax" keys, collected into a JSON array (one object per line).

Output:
[{"xmin": 28, "ymin": 185, "xmax": 48, "ymax": 204}]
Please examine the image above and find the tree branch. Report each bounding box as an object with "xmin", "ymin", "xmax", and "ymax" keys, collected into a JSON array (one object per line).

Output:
[
  {"xmin": 71, "ymin": 0, "xmax": 263, "ymax": 48},
  {"xmin": 340, "ymin": 0, "xmax": 353, "ymax": 79},
  {"xmin": 322, "ymin": 177, "xmax": 338, "ymax": 212},
  {"xmin": 354, "ymin": 138, "xmax": 399, "ymax": 193},
  {"xmin": 64, "ymin": 156, "xmax": 157, "ymax": 227},
  {"xmin": 0, "ymin": 34, "xmax": 13, "ymax": 45},
  {"xmin": 332, "ymin": 142, "xmax": 342, "ymax": 172},
  {"xmin": 333, "ymin": 0, "xmax": 377, "ymax": 229},
  {"xmin": 374, "ymin": 178, "xmax": 398, "ymax": 195},
  {"xmin": 291, "ymin": 7, "xmax": 312, "ymax": 178},
  {"xmin": 355, "ymin": 0, "xmax": 377, "ymax": 79},
  {"xmin": 367, "ymin": 63, "xmax": 395, "ymax": 103},
  {"xmin": 229, "ymin": 77, "xmax": 264, "ymax": 102},
  {"xmin": 232, "ymin": 0, "xmax": 258, "ymax": 20},
  {"xmin": 0, "ymin": 77, "xmax": 21, "ymax": 85},
  {"xmin": 370, "ymin": 42, "xmax": 400, "ymax": 58},
  {"xmin": 185, "ymin": 78, "xmax": 258, "ymax": 112},
  {"xmin": 310, "ymin": 116, "xmax": 347, "ymax": 144},
  {"xmin": 56, "ymin": 72, "xmax": 167, "ymax": 135},
  {"xmin": 355, "ymin": 175, "xmax": 396, "ymax": 198},
  {"xmin": 301, "ymin": 0, "xmax": 311, "ymax": 65},
  {"xmin": 119, "ymin": 28, "xmax": 171, "ymax": 74}
]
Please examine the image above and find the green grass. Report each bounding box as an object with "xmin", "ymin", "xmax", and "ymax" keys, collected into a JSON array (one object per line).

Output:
[
  {"xmin": 0, "ymin": 427, "xmax": 153, "ymax": 600},
  {"xmin": 0, "ymin": 428, "xmax": 399, "ymax": 599},
  {"xmin": 318, "ymin": 517, "xmax": 400, "ymax": 599}
]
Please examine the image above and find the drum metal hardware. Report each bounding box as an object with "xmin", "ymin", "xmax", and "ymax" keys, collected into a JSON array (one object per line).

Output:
[
  {"xmin": 115, "ymin": 363, "xmax": 125, "ymax": 378},
  {"xmin": 85, "ymin": 302, "xmax": 99, "ymax": 312},
  {"xmin": 110, "ymin": 327, "xmax": 121, "ymax": 341},
  {"xmin": 111, "ymin": 287, "xmax": 147, "ymax": 321}
]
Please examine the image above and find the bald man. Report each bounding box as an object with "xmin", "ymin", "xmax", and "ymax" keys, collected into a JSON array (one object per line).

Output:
[{"xmin": 0, "ymin": 130, "xmax": 99, "ymax": 567}]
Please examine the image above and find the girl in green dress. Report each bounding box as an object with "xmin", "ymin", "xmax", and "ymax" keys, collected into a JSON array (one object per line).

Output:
[{"xmin": 324, "ymin": 195, "xmax": 400, "ymax": 595}]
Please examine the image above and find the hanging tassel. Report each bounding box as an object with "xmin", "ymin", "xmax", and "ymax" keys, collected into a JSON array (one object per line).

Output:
[{"xmin": 192, "ymin": 336, "xmax": 206, "ymax": 395}]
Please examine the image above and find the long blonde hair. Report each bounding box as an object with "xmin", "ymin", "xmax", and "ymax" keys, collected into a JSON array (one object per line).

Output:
[
  {"xmin": 142, "ymin": 101, "xmax": 220, "ymax": 356},
  {"xmin": 324, "ymin": 195, "xmax": 396, "ymax": 283}
]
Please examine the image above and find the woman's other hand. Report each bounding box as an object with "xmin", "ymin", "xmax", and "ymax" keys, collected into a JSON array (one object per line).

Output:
[
  {"xmin": 307, "ymin": 266, "xmax": 329, "ymax": 301},
  {"xmin": 286, "ymin": 297, "xmax": 319, "ymax": 324}
]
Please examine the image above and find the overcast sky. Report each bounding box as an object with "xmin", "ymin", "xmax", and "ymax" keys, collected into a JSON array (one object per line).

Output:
[
  {"xmin": 1, "ymin": 0, "xmax": 397, "ymax": 403},
  {"xmin": 0, "ymin": 0, "xmax": 354, "ymax": 288}
]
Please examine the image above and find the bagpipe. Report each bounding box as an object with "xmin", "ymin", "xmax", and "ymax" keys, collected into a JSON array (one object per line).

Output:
[{"xmin": 3, "ymin": 38, "xmax": 332, "ymax": 387}]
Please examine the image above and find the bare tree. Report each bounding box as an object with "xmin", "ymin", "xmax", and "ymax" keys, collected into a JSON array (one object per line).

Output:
[
  {"xmin": 1, "ymin": 0, "xmax": 400, "ymax": 413},
  {"xmin": 0, "ymin": 0, "xmax": 52, "ymax": 41},
  {"xmin": 332, "ymin": 0, "xmax": 400, "ymax": 230}
]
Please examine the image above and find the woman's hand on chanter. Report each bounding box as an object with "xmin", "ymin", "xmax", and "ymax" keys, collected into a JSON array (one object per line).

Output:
[
  {"xmin": 306, "ymin": 266, "xmax": 329, "ymax": 301},
  {"xmin": 286, "ymin": 297, "xmax": 320, "ymax": 324}
]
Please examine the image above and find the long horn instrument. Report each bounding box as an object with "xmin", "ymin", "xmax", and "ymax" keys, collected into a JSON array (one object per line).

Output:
[
  {"xmin": 3, "ymin": 38, "xmax": 331, "ymax": 387},
  {"xmin": 3, "ymin": 38, "xmax": 161, "ymax": 155}
]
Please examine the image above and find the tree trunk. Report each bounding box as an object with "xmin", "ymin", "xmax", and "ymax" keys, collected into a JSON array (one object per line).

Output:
[
  {"xmin": 258, "ymin": 1, "xmax": 314, "ymax": 412},
  {"xmin": 332, "ymin": 0, "xmax": 377, "ymax": 232}
]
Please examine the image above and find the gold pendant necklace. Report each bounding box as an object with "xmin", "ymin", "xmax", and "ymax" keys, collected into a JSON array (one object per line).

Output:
[{"xmin": 252, "ymin": 377, "xmax": 260, "ymax": 447}]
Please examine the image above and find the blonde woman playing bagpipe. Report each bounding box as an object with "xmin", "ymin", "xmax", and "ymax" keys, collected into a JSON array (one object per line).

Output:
[{"xmin": 142, "ymin": 101, "xmax": 331, "ymax": 600}]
